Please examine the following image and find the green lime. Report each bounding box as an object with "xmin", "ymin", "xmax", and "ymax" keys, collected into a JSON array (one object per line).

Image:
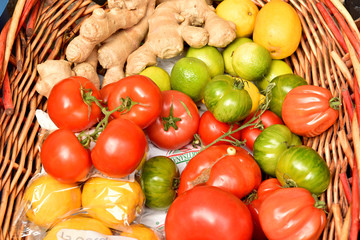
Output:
[
  {"xmin": 256, "ymin": 60, "xmax": 293, "ymax": 91},
  {"xmin": 186, "ymin": 45, "xmax": 224, "ymax": 77},
  {"xmin": 140, "ymin": 66, "xmax": 171, "ymax": 91},
  {"xmin": 223, "ymin": 37, "xmax": 253, "ymax": 76},
  {"xmin": 232, "ymin": 42, "xmax": 272, "ymax": 81},
  {"xmin": 170, "ymin": 57, "xmax": 211, "ymax": 102}
]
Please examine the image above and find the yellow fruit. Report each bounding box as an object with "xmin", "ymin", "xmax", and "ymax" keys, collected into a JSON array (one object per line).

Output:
[
  {"xmin": 140, "ymin": 66, "xmax": 171, "ymax": 91},
  {"xmin": 43, "ymin": 216, "xmax": 112, "ymax": 240},
  {"xmin": 242, "ymin": 79, "xmax": 265, "ymax": 114},
  {"xmin": 120, "ymin": 224, "xmax": 161, "ymax": 240},
  {"xmin": 186, "ymin": 45, "xmax": 224, "ymax": 77},
  {"xmin": 81, "ymin": 177, "xmax": 145, "ymax": 229},
  {"xmin": 222, "ymin": 37, "xmax": 253, "ymax": 76},
  {"xmin": 256, "ymin": 59, "xmax": 293, "ymax": 91},
  {"xmin": 23, "ymin": 174, "xmax": 81, "ymax": 228},
  {"xmin": 216, "ymin": 0, "xmax": 259, "ymax": 37},
  {"xmin": 170, "ymin": 57, "xmax": 211, "ymax": 102},
  {"xmin": 232, "ymin": 42, "xmax": 272, "ymax": 81},
  {"xmin": 253, "ymin": 0, "xmax": 302, "ymax": 59}
]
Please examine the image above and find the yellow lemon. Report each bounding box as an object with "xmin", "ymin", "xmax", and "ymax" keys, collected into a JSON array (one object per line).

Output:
[
  {"xmin": 23, "ymin": 175, "xmax": 81, "ymax": 228},
  {"xmin": 43, "ymin": 216, "xmax": 112, "ymax": 240},
  {"xmin": 120, "ymin": 224, "xmax": 161, "ymax": 240},
  {"xmin": 140, "ymin": 66, "xmax": 171, "ymax": 91},
  {"xmin": 253, "ymin": 0, "xmax": 302, "ymax": 59},
  {"xmin": 216, "ymin": 0, "xmax": 259, "ymax": 37},
  {"xmin": 242, "ymin": 79, "xmax": 265, "ymax": 114}
]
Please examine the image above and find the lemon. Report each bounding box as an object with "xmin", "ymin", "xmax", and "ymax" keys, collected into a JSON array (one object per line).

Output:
[
  {"xmin": 170, "ymin": 57, "xmax": 211, "ymax": 102},
  {"xmin": 232, "ymin": 42, "xmax": 272, "ymax": 81},
  {"xmin": 82, "ymin": 177, "xmax": 145, "ymax": 229},
  {"xmin": 140, "ymin": 66, "xmax": 171, "ymax": 91},
  {"xmin": 253, "ymin": 0, "xmax": 302, "ymax": 59},
  {"xmin": 186, "ymin": 45, "xmax": 224, "ymax": 77},
  {"xmin": 243, "ymin": 79, "xmax": 265, "ymax": 114},
  {"xmin": 216, "ymin": 0, "xmax": 259, "ymax": 38},
  {"xmin": 120, "ymin": 224, "xmax": 161, "ymax": 240},
  {"xmin": 43, "ymin": 216, "xmax": 112, "ymax": 240},
  {"xmin": 256, "ymin": 60, "xmax": 293, "ymax": 91},
  {"xmin": 23, "ymin": 174, "xmax": 81, "ymax": 228},
  {"xmin": 223, "ymin": 37, "xmax": 253, "ymax": 76}
]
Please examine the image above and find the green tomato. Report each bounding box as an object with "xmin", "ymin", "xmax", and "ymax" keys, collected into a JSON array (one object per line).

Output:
[
  {"xmin": 140, "ymin": 156, "xmax": 180, "ymax": 209},
  {"xmin": 269, "ymin": 74, "xmax": 308, "ymax": 117},
  {"xmin": 253, "ymin": 124, "xmax": 302, "ymax": 177},
  {"xmin": 203, "ymin": 74, "xmax": 252, "ymax": 123},
  {"xmin": 276, "ymin": 145, "xmax": 330, "ymax": 195}
]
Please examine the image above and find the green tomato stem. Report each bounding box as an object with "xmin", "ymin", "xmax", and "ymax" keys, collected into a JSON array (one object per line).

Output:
[{"xmin": 329, "ymin": 97, "xmax": 341, "ymax": 110}]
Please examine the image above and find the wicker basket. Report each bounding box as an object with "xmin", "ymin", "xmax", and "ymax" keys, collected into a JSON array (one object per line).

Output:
[{"xmin": 0, "ymin": 0, "xmax": 359, "ymax": 239}]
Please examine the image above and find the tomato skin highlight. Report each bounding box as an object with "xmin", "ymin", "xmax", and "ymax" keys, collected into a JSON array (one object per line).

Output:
[
  {"xmin": 240, "ymin": 110, "xmax": 284, "ymax": 151},
  {"xmin": 40, "ymin": 128, "xmax": 92, "ymax": 183},
  {"xmin": 198, "ymin": 110, "xmax": 241, "ymax": 146},
  {"xmin": 165, "ymin": 185, "xmax": 253, "ymax": 240},
  {"xmin": 281, "ymin": 85, "xmax": 340, "ymax": 137},
  {"xmin": 47, "ymin": 76, "xmax": 102, "ymax": 132},
  {"xmin": 178, "ymin": 145, "xmax": 261, "ymax": 199},
  {"xmin": 107, "ymin": 75, "xmax": 162, "ymax": 129},
  {"xmin": 91, "ymin": 118, "xmax": 147, "ymax": 178},
  {"xmin": 259, "ymin": 187, "xmax": 326, "ymax": 240},
  {"xmin": 147, "ymin": 90, "xmax": 200, "ymax": 150}
]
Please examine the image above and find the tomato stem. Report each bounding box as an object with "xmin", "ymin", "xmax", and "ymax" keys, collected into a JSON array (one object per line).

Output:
[
  {"xmin": 162, "ymin": 100, "xmax": 181, "ymax": 131},
  {"xmin": 200, "ymin": 82, "xmax": 275, "ymax": 151},
  {"xmin": 312, "ymin": 194, "xmax": 326, "ymax": 210},
  {"xmin": 329, "ymin": 97, "xmax": 342, "ymax": 110}
]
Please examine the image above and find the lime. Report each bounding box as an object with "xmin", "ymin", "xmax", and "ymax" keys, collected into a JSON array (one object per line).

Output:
[
  {"xmin": 140, "ymin": 66, "xmax": 171, "ymax": 91},
  {"xmin": 170, "ymin": 57, "xmax": 211, "ymax": 102},
  {"xmin": 256, "ymin": 60, "xmax": 293, "ymax": 91},
  {"xmin": 232, "ymin": 42, "xmax": 272, "ymax": 81},
  {"xmin": 216, "ymin": 0, "xmax": 259, "ymax": 38},
  {"xmin": 223, "ymin": 37, "xmax": 253, "ymax": 76},
  {"xmin": 186, "ymin": 45, "xmax": 224, "ymax": 77}
]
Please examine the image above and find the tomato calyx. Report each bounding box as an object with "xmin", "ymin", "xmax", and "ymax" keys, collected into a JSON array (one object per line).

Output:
[
  {"xmin": 233, "ymin": 78, "xmax": 246, "ymax": 90},
  {"xmin": 329, "ymin": 97, "xmax": 341, "ymax": 110},
  {"xmin": 116, "ymin": 96, "xmax": 142, "ymax": 115},
  {"xmin": 312, "ymin": 194, "xmax": 327, "ymax": 210},
  {"xmin": 162, "ymin": 101, "xmax": 181, "ymax": 131}
]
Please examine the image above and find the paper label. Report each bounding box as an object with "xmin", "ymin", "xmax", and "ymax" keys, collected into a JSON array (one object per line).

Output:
[{"xmin": 57, "ymin": 229, "xmax": 137, "ymax": 240}]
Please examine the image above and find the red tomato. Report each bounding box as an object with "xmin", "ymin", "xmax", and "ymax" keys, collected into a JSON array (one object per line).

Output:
[
  {"xmin": 107, "ymin": 75, "xmax": 162, "ymax": 129},
  {"xmin": 91, "ymin": 118, "xmax": 147, "ymax": 178},
  {"xmin": 165, "ymin": 185, "xmax": 253, "ymax": 240},
  {"xmin": 198, "ymin": 110, "xmax": 241, "ymax": 146},
  {"xmin": 178, "ymin": 145, "xmax": 262, "ymax": 199},
  {"xmin": 240, "ymin": 110, "xmax": 283, "ymax": 151},
  {"xmin": 259, "ymin": 187, "xmax": 326, "ymax": 240},
  {"xmin": 47, "ymin": 76, "xmax": 102, "ymax": 132},
  {"xmin": 40, "ymin": 129, "xmax": 92, "ymax": 183},
  {"xmin": 147, "ymin": 90, "xmax": 200, "ymax": 150},
  {"xmin": 282, "ymin": 85, "xmax": 340, "ymax": 137},
  {"xmin": 245, "ymin": 178, "xmax": 282, "ymax": 240},
  {"xmin": 257, "ymin": 178, "xmax": 282, "ymax": 200},
  {"xmin": 99, "ymin": 81, "xmax": 117, "ymax": 105}
]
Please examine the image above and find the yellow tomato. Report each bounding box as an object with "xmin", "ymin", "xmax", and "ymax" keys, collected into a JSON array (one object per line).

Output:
[{"xmin": 242, "ymin": 79, "xmax": 265, "ymax": 114}]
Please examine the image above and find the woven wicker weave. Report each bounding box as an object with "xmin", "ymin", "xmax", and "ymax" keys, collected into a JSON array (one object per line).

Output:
[{"xmin": 0, "ymin": 0, "xmax": 359, "ymax": 239}]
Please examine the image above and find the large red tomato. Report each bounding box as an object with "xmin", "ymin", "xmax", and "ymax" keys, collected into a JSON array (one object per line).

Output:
[
  {"xmin": 147, "ymin": 90, "xmax": 200, "ymax": 150},
  {"xmin": 165, "ymin": 185, "xmax": 253, "ymax": 240},
  {"xmin": 198, "ymin": 110, "xmax": 241, "ymax": 146},
  {"xmin": 240, "ymin": 110, "xmax": 283, "ymax": 151},
  {"xmin": 47, "ymin": 76, "xmax": 102, "ymax": 132},
  {"xmin": 281, "ymin": 85, "xmax": 340, "ymax": 137},
  {"xmin": 259, "ymin": 187, "xmax": 326, "ymax": 240},
  {"xmin": 40, "ymin": 128, "xmax": 92, "ymax": 183},
  {"xmin": 178, "ymin": 145, "xmax": 262, "ymax": 199},
  {"xmin": 107, "ymin": 75, "xmax": 162, "ymax": 129},
  {"xmin": 91, "ymin": 118, "xmax": 147, "ymax": 178}
]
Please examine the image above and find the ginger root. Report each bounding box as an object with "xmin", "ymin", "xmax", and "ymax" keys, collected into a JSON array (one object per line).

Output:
[
  {"xmin": 65, "ymin": 0, "xmax": 148, "ymax": 63},
  {"xmin": 98, "ymin": 0, "xmax": 156, "ymax": 86},
  {"xmin": 35, "ymin": 60, "xmax": 75, "ymax": 98},
  {"xmin": 125, "ymin": 0, "xmax": 236, "ymax": 75}
]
